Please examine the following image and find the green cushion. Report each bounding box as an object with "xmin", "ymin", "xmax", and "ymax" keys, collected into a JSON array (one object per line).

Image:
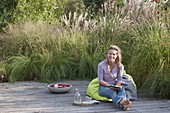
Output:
[
  {"xmin": 86, "ymin": 73, "xmax": 136, "ymax": 101},
  {"xmin": 86, "ymin": 77, "xmax": 110, "ymax": 101}
]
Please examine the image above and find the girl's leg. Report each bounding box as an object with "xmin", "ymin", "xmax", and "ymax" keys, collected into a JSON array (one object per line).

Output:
[
  {"xmin": 99, "ymin": 86, "xmax": 132, "ymax": 110},
  {"xmin": 99, "ymin": 86, "xmax": 127, "ymax": 104},
  {"xmin": 117, "ymin": 89, "xmax": 132, "ymax": 110},
  {"xmin": 98, "ymin": 86, "xmax": 118, "ymax": 103},
  {"xmin": 116, "ymin": 89, "xmax": 126, "ymax": 104}
]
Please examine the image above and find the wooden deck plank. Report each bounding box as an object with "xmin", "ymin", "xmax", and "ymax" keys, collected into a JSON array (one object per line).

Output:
[{"xmin": 0, "ymin": 80, "xmax": 170, "ymax": 113}]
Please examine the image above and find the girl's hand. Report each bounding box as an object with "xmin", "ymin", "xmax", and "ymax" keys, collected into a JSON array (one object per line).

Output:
[
  {"xmin": 116, "ymin": 81, "xmax": 122, "ymax": 86},
  {"xmin": 107, "ymin": 84, "xmax": 112, "ymax": 87}
]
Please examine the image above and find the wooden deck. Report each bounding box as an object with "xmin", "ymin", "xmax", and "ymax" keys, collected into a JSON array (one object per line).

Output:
[{"xmin": 0, "ymin": 80, "xmax": 170, "ymax": 113}]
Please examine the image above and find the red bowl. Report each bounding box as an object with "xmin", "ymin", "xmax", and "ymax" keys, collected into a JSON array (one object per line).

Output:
[{"xmin": 48, "ymin": 83, "xmax": 72, "ymax": 93}]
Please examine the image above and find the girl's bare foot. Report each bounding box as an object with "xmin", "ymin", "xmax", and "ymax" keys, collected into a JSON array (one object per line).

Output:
[
  {"xmin": 119, "ymin": 99, "xmax": 130, "ymax": 105},
  {"xmin": 122, "ymin": 100, "xmax": 132, "ymax": 110},
  {"xmin": 119, "ymin": 99, "xmax": 132, "ymax": 110}
]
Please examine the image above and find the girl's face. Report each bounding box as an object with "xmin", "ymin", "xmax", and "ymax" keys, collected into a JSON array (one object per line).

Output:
[{"xmin": 107, "ymin": 49, "xmax": 118, "ymax": 63}]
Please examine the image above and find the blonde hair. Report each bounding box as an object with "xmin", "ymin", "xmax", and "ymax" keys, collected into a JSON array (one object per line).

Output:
[{"xmin": 106, "ymin": 45, "xmax": 122, "ymax": 71}]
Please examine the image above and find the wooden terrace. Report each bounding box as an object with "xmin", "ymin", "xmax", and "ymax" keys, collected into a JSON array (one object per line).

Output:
[{"xmin": 0, "ymin": 80, "xmax": 170, "ymax": 113}]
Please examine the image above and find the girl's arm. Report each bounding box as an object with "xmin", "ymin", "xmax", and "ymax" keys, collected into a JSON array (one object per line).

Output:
[
  {"xmin": 116, "ymin": 64, "xmax": 124, "ymax": 86},
  {"xmin": 98, "ymin": 63, "xmax": 110, "ymax": 86},
  {"xmin": 99, "ymin": 80, "xmax": 110, "ymax": 86}
]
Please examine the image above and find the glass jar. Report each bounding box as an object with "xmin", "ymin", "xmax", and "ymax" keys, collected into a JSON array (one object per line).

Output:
[{"xmin": 74, "ymin": 88, "xmax": 82, "ymax": 104}]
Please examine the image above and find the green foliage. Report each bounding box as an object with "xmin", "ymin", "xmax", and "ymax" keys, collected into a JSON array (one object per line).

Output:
[
  {"xmin": 0, "ymin": 21, "xmax": 57, "ymax": 58},
  {"xmin": 7, "ymin": 51, "xmax": 74, "ymax": 83},
  {"xmin": 13, "ymin": 0, "xmax": 67, "ymax": 23},
  {"xmin": 84, "ymin": 0, "xmax": 106, "ymax": 12},
  {"xmin": 64, "ymin": 0, "xmax": 85, "ymax": 16},
  {"xmin": 1, "ymin": 21, "xmax": 100, "ymax": 82},
  {"xmin": 0, "ymin": 0, "xmax": 68, "ymax": 32},
  {"xmin": 0, "ymin": 0, "xmax": 17, "ymax": 32},
  {"xmin": 0, "ymin": 61, "xmax": 7, "ymax": 75},
  {"xmin": 142, "ymin": 71, "xmax": 170, "ymax": 99},
  {"xmin": 35, "ymin": 50, "xmax": 74, "ymax": 83},
  {"xmin": 77, "ymin": 48, "xmax": 104, "ymax": 80},
  {"xmin": 83, "ymin": 0, "xmax": 123, "ymax": 16},
  {"xmin": 125, "ymin": 20, "xmax": 170, "ymax": 88},
  {"xmin": 7, "ymin": 55, "xmax": 37, "ymax": 82}
]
